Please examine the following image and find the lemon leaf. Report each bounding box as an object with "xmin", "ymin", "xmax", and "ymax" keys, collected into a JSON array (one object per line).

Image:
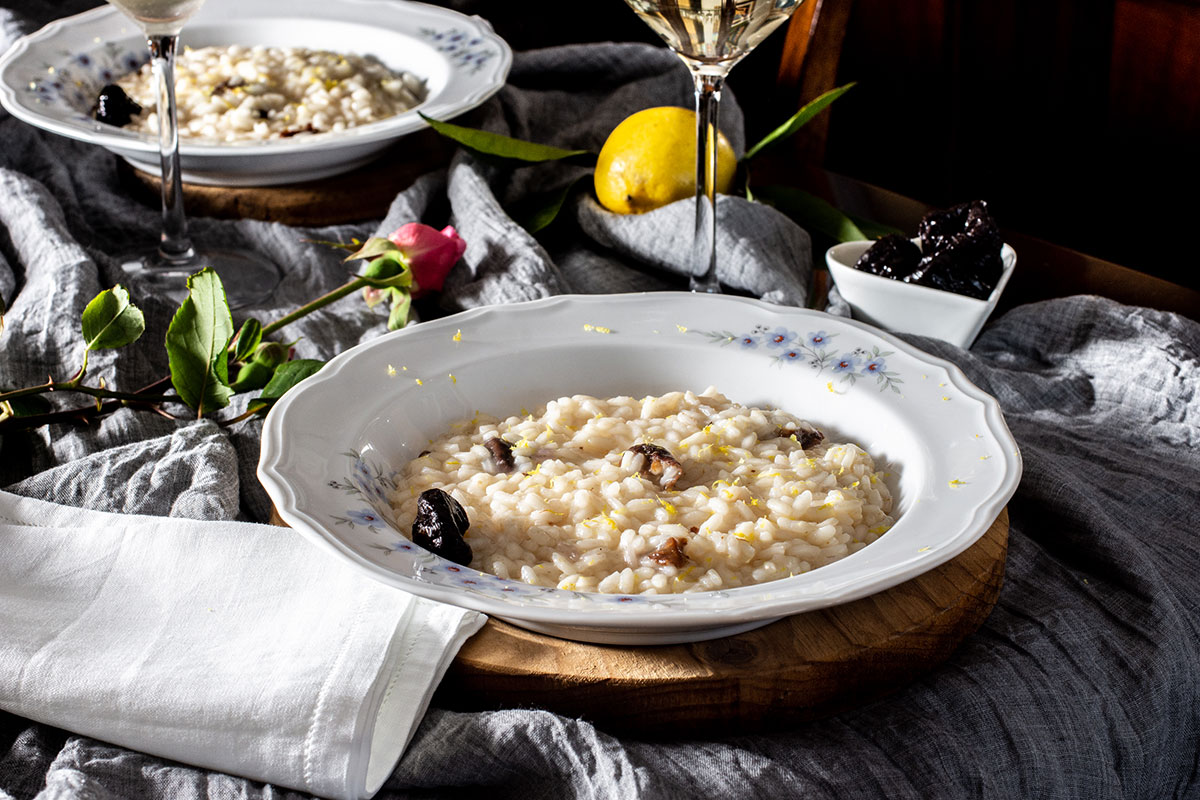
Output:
[
  {"xmin": 850, "ymin": 214, "xmax": 905, "ymax": 240},
  {"xmin": 421, "ymin": 113, "xmax": 593, "ymax": 164},
  {"xmin": 511, "ymin": 176, "xmax": 586, "ymax": 234},
  {"xmin": 741, "ymin": 82, "xmax": 856, "ymax": 162},
  {"xmin": 753, "ymin": 185, "xmax": 867, "ymax": 242}
]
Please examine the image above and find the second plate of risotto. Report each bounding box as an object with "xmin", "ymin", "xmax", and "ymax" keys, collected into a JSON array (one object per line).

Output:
[
  {"xmin": 259, "ymin": 293, "xmax": 1022, "ymax": 644},
  {"xmin": 0, "ymin": 0, "xmax": 512, "ymax": 184}
]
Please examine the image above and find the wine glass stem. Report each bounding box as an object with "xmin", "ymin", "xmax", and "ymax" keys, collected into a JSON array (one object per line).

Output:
[
  {"xmin": 147, "ymin": 33, "xmax": 195, "ymax": 266},
  {"xmin": 690, "ymin": 71, "xmax": 723, "ymax": 293}
]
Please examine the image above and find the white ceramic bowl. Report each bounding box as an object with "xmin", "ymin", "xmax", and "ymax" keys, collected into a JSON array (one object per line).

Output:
[
  {"xmin": 826, "ymin": 240, "xmax": 1017, "ymax": 348},
  {"xmin": 258, "ymin": 292, "xmax": 1022, "ymax": 645},
  {"xmin": 0, "ymin": 0, "xmax": 511, "ymax": 185}
]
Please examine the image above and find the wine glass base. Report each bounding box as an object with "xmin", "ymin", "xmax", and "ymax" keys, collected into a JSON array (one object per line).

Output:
[{"xmin": 119, "ymin": 248, "xmax": 282, "ymax": 310}]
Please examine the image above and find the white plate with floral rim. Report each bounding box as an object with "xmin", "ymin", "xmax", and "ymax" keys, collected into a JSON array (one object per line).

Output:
[
  {"xmin": 258, "ymin": 292, "xmax": 1022, "ymax": 645},
  {"xmin": 0, "ymin": 0, "xmax": 511, "ymax": 185}
]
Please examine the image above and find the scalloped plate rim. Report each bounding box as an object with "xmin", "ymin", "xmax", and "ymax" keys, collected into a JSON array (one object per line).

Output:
[{"xmin": 258, "ymin": 292, "xmax": 1022, "ymax": 637}]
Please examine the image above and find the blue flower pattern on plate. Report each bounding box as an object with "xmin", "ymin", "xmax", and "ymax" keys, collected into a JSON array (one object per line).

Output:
[
  {"xmin": 22, "ymin": 44, "xmax": 147, "ymax": 118},
  {"xmin": 328, "ymin": 449, "xmax": 401, "ymax": 530},
  {"xmin": 328, "ymin": 450, "xmax": 654, "ymax": 606},
  {"xmin": 764, "ymin": 327, "xmax": 794, "ymax": 349},
  {"xmin": 693, "ymin": 325, "xmax": 904, "ymax": 393},
  {"xmin": 419, "ymin": 27, "xmax": 496, "ymax": 73}
]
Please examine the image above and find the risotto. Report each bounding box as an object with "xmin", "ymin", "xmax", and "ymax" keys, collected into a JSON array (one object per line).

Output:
[
  {"xmin": 114, "ymin": 44, "xmax": 427, "ymax": 141},
  {"xmin": 391, "ymin": 388, "xmax": 896, "ymax": 595}
]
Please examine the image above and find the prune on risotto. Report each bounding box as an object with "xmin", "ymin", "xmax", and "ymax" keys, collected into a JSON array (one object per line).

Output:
[
  {"xmin": 626, "ymin": 443, "xmax": 684, "ymax": 490},
  {"xmin": 411, "ymin": 488, "xmax": 473, "ymax": 566}
]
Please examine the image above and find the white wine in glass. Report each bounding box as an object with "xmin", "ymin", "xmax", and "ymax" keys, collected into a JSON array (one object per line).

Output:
[
  {"xmin": 624, "ymin": 0, "xmax": 802, "ymax": 292},
  {"xmin": 105, "ymin": 0, "xmax": 281, "ymax": 308}
]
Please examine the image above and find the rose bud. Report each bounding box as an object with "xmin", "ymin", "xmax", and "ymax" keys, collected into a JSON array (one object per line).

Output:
[{"xmin": 386, "ymin": 223, "xmax": 466, "ymax": 297}]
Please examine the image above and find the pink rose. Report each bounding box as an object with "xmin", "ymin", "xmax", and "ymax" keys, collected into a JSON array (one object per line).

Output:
[{"xmin": 387, "ymin": 223, "xmax": 466, "ymax": 297}]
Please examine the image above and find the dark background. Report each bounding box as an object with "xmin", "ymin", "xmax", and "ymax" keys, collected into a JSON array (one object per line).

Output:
[
  {"xmin": 17, "ymin": 0, "xmax": 1196, "ymax": 289},
  {"xmin": 441, "ymin": 0, "xmax": 1198, "ymax": 291}
]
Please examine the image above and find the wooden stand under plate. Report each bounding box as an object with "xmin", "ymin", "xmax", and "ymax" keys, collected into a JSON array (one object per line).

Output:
[
  {"xmin": 270, "ymin": 494, "xmax": 1006, "ymax": 737},
  {"xmin": 119, "ymin": 129, "xmax": 453, "ymax": 226},
  {"xmin": 434, "ymin": 509, "xmax": 1009, "ymax": 736}
]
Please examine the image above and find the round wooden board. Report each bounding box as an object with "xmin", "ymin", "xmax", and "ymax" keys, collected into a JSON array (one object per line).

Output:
[
  {"xmin": 119, "ymin": 128, "xmax": 454, "ymax": 226},
  {"xmin": 435, "ymin": 509, "xmax": 1009, "ymax": 736}
]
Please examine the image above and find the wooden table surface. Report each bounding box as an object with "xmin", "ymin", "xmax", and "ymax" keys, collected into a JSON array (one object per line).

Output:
[{"xmin": 138, "ymin": 145, "xmax": 1199, "ymax": 320}]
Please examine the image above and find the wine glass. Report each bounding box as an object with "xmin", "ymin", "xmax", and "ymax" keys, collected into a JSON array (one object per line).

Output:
[
  {"xmin": 105, "ymin": 0, "xmax": 281, "ymax": 309},
  {"xmin": 624, "ymin": 0, "xmax": 802, "ymax": 292}
]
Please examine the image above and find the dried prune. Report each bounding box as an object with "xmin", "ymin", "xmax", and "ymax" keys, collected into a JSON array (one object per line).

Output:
[
  {"xmin": 484, "ymin": 437, "xmax": 516, "ymax": 471},
  {"xmin": 853, "ymin": 234, "xmax": 922, "ymax": 281},
  {"xmin": 906, "ymin": 200, "xmax": 1003, "ymax": 299},
  {"xmin": 775, "ymin": 425, "xmax": 825, "ymax": 450},
  {"xmin": 917, "ymin": 200, "xmax": 998, "ymax": 252},
  {"xmin": 92, "ymin": 84, "xmax": 142, "ymax": 127},
  {"xmin": 908, "ymin": 246, "xmax": 1002, "ymax": 298},
  {"xmin": 627, "ymin": 443, "xmax": 683, "ymax": 490},
  {"xmin": 411, "ymin": 488, "xmax": 472, "ymax": 566},
  {"xmin": 917, "ymin": 206, "xmax": 964, "ymax": 255},
  {"xmin": 648, "ymin": 537, "xmax": 689, "ymax": 568}
]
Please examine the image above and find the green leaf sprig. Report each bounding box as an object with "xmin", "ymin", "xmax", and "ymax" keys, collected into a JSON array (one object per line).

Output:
[
  {"xmin": 419, "ymin": 83, "xmax": 868, "ymax": 238},
  {"xmin": 740, "ymin": 83, "xmax": 856, "ymax": 162},
  {"xmin": 420, "ymin": 113, "xmax": 594, "ymax": 165},
  {"xmin": 166, "ymin": 269, "xmax": 236, "ymax": 417},
  {"xmin": 0, "ymin": 216, "xmax": 462, "ymax": 431},
  {"xmin": 0, "ymin": 285, "xmax": 157, "ymax": 424}
]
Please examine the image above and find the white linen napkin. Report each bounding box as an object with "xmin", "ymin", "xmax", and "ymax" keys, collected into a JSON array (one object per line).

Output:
[{"xmin": 0, "ymin": 490, "xmax": 486, "ymax": 800}]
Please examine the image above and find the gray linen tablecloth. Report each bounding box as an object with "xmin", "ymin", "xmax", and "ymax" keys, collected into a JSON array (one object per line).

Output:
[{"xmin": 2, "ymin": 2, "xmax": 1199, "ymax": 798}]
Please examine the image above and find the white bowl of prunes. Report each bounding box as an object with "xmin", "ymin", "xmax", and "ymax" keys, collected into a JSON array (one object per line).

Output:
[{"xmin": 825, "ymin": 200, "xmax": 1016, "ymax": 348}]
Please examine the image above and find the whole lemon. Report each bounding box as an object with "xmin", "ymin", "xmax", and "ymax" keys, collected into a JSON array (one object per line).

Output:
[{"xmin": 594, "ymin": 106, "xmax": 737, "ymax": 215}]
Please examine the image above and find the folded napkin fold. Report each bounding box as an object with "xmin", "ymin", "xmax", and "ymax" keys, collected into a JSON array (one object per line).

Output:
[{"xmin": 0, "ymin": 490, "xmax": 485, "ymax": 800}]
